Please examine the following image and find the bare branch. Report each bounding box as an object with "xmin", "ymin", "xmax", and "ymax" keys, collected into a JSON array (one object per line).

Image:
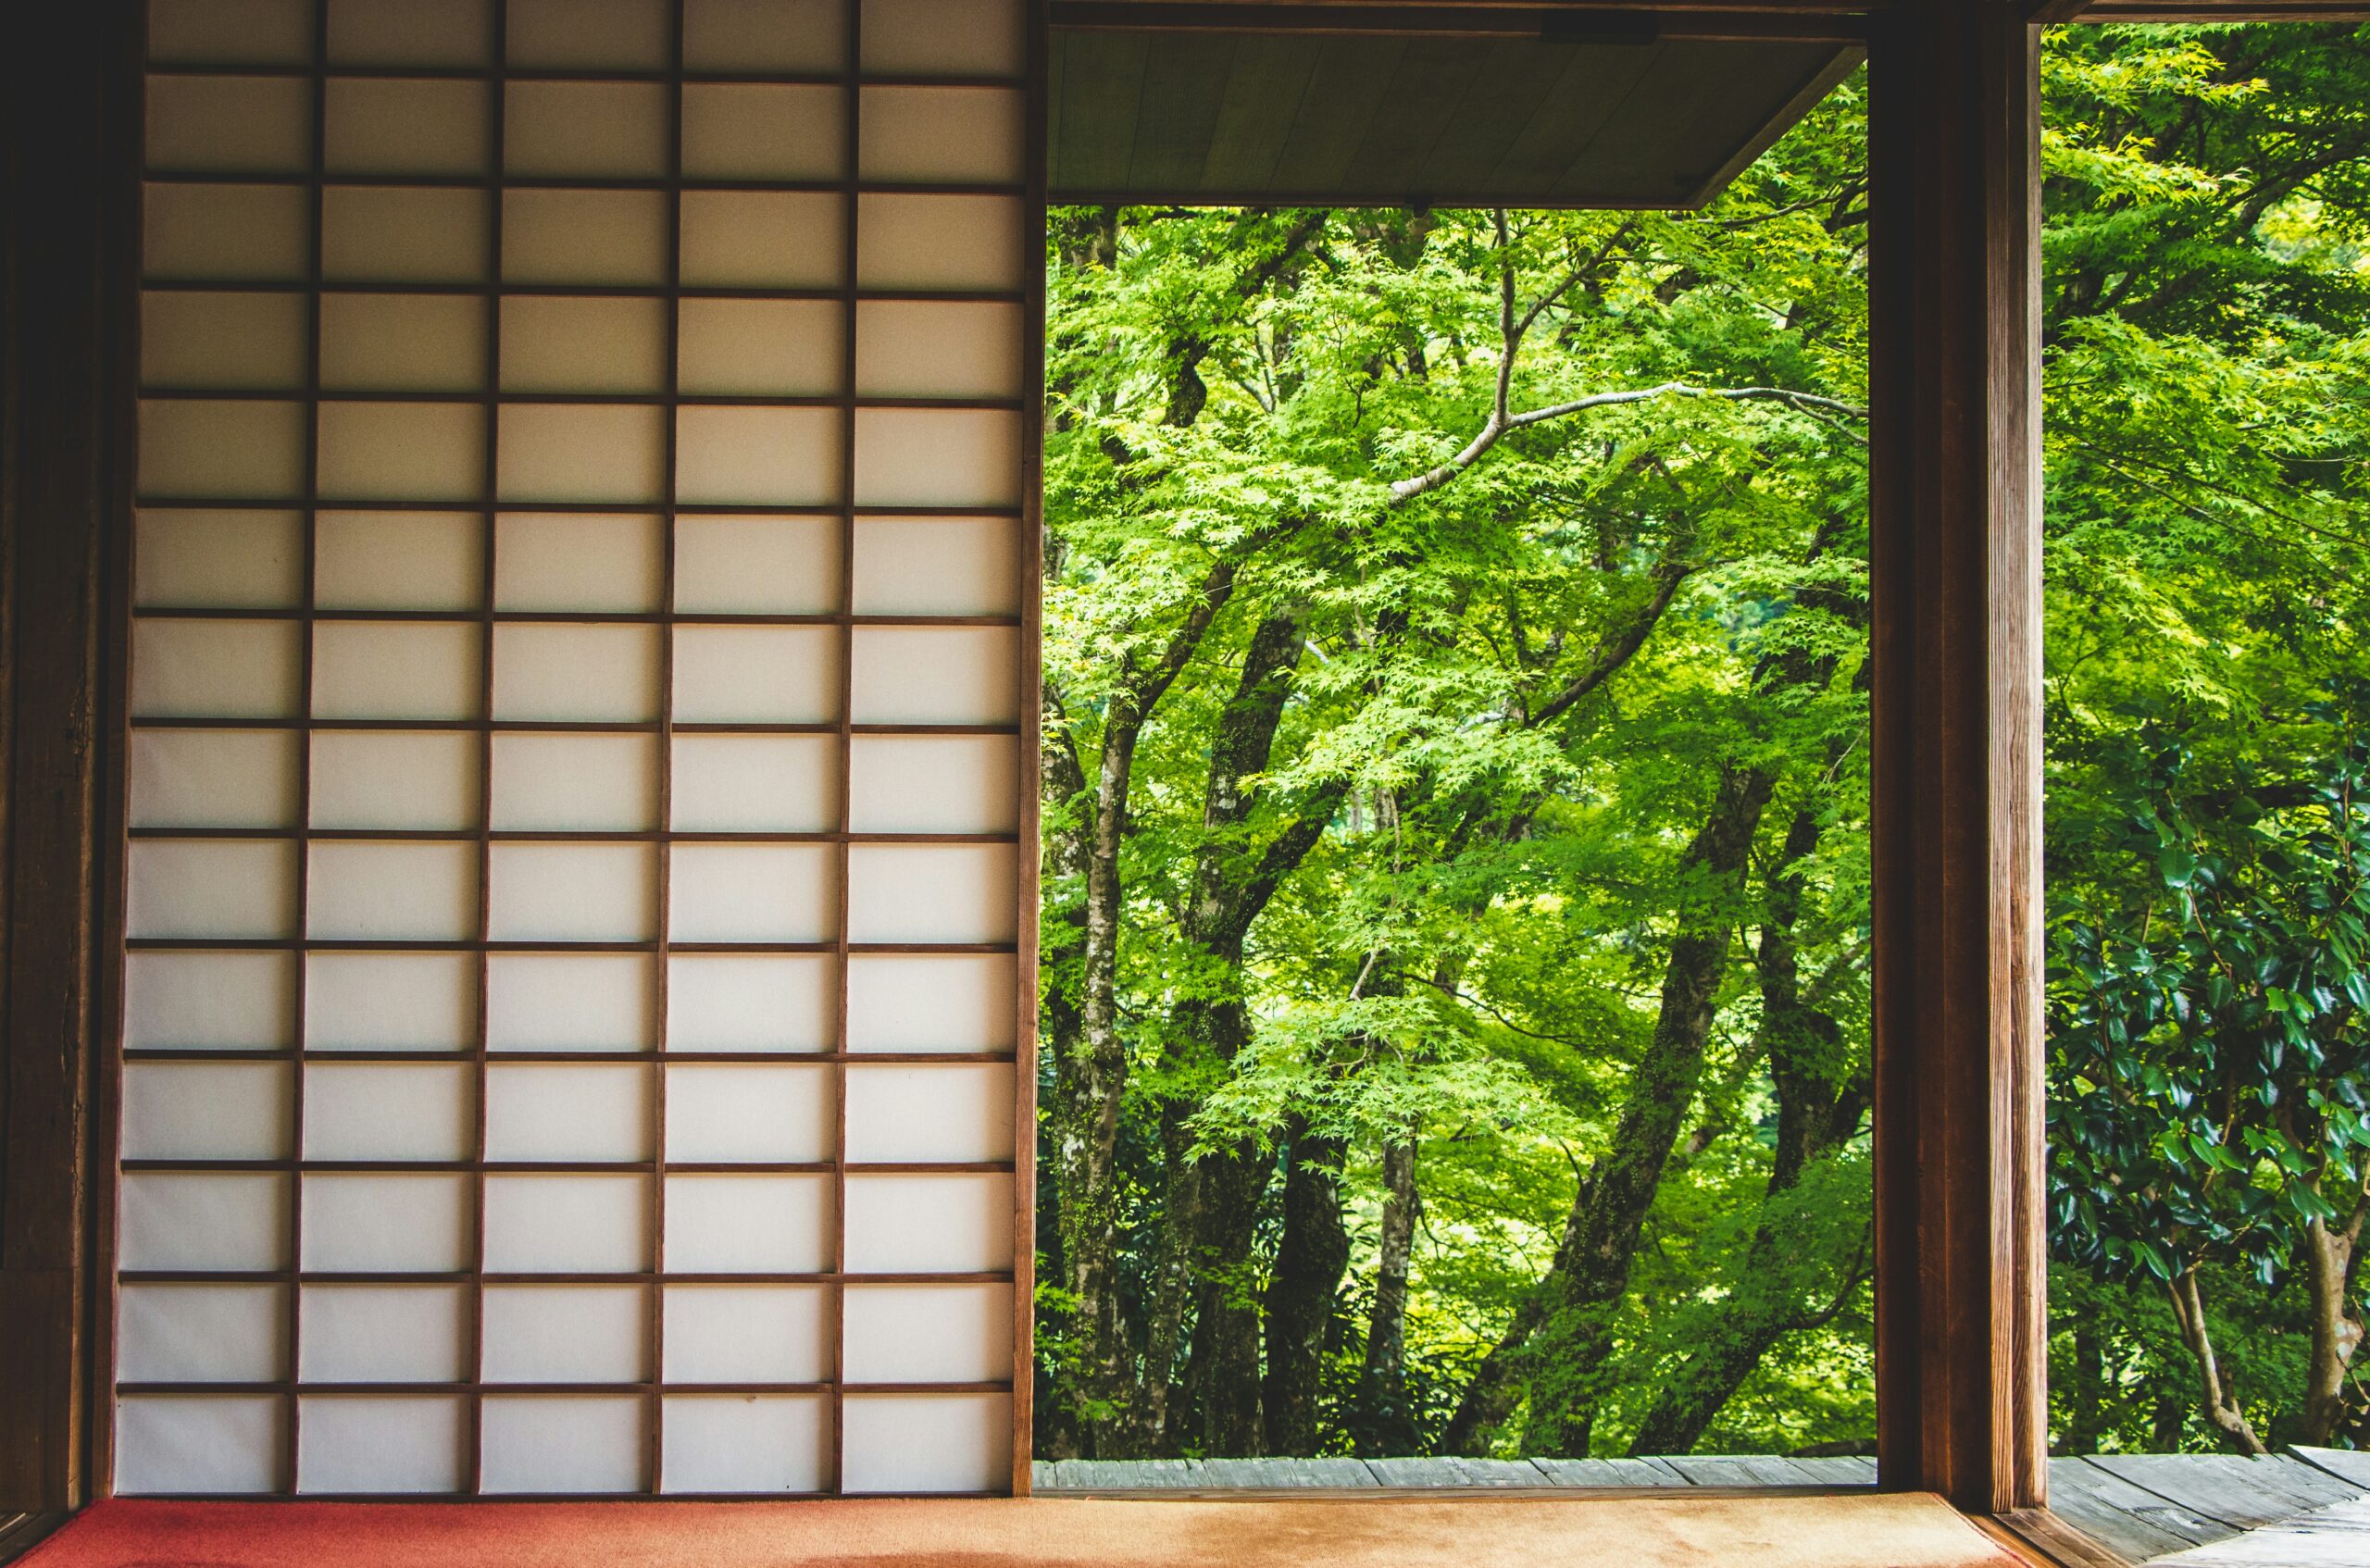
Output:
[{"xmin": 1391, "ymin": 381, "xmax": 1868, "ymax": 504}]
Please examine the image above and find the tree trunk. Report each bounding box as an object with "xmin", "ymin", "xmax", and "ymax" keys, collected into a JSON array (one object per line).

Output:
[
  {"xmin": 1182, "ymin": 1126, "xmax": 1278, "ymax": 1454},
  {"xmin": 1625, "ymin": 803, "xmax": 1871, "ymax": 1455},
  {"xmin": 1265, "ymin": 1127, "xmax": 1351, "ymax": 1455},
  {"xmin": 2165, "ymin": 1267, "xmax": 2268, "ymax": 1455},
  {"xmin": 2298, "ymin": 1213, "xmax": 2365, "ymax": 1446},
  {"xmin": 1353, "ymin": 1136, "xmax": 1422, "ymax": 1457},
  {"xmin": 1443, "ymin": 762, "xmax": 1776, "ymax": 1456},
  {"xmin": 2062, "ymin": 1312, "xmax": 2106, "ymax": 1456},
  {"xmin": 1045, "ymin": 556, "xmax": 1240, "ymax": 1458}
]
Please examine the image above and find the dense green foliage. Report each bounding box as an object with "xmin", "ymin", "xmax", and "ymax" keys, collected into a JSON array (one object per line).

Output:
[{"xmin": 1036, "ymin": 24, "xmax": 2370, "ymax": 1461}]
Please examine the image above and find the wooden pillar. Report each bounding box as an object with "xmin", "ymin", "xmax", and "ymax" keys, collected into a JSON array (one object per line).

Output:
[
  {"xmin": 0, "ymin": 0, "xmax": 137, "ymax": 1514},
  {"xmin": 1866, "ymin": 0, "xmax": 2048, "ymax": 1515}
]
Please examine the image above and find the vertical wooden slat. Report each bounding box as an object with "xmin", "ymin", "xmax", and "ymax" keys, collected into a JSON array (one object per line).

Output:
[
  {"xmin": 1866, "ymin": 0, "xmax": 2047, "ymax": 1515},
  {"xmin": 830, "ymin": 0, "xmax": 862, "ymax": 1499},
  {"xmin": 1012, "ymin": 0, "xmax": 1050, "ymax": 1501},
  {"xmin": 465, "ymin": 0, "xmax": 511, "ymax": 1498},
  {"xmin": 281, "ymin": 0, "xmax": 332, "ymax": 1497},
  {"xmin": 0, "ymin": 0, "xmax": 139, "ymax": 1516},
  {"xmin": 647, "ymin": 0, "xmax": 688, "ymax": 1497}
]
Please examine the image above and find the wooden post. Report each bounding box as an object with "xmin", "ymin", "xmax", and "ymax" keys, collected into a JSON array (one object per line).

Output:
[
  {"xmin": 0, "ymin": 0, "xmax": 138, "ymax": 1515},
  {"xmin": 1866, "ymin": 0, "xmax": 2049, "ymax": 1515}
]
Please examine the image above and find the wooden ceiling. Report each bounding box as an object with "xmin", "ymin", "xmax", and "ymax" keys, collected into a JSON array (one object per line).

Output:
[{"xmin": 1044, "ymin": 6, "xmax": 1861, "ymax": 209}]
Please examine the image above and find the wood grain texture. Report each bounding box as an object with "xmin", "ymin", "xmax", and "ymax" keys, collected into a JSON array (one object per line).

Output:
[
  {"xmin": 0, "ymin": 0, "xmax": 138, "ymax": 1516},
  {"xmin": 1865, "ymin": 0, "xmax": 2047, "ymax": 1515}
]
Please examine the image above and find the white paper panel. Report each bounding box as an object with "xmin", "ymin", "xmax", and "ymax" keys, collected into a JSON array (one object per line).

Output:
[
  {"xmin": 505, "ymin": 81, "xmax": 669, "ymax": 179},
  {"xmin": 670, "ymin": 626, "xmax": 840, "ymax": 724},
  {"xmin": 503, "ymin": 188, "xmax": 668, "ymax": 286},
  {"xmin": 311, "ymin": 729, "xmax": 481, "ymax": 831},
  {"xmin": 488, "ymin": 842, "xmax": 658, "ymax": 943},
  {"xmin": 854, "ymin": 302, "xmax": 1023, "ymax": 400},
  {"xmin": 858, "ymin": 88, "xmax": 1023, "ymax": 185},
  {"xmin": 662, "ymin": 1396, "xmax": 828, "ymax": 1495},
  {"xmin": 664, "ymin": 1175, "xmax": 831, "ymax": 1274},
  {"xmin": 136, "ymin": 507, "xmax": 305, "ymax": 609},
  {"xmin": 317, "ymin": 400, "xmax": 488, "ymax": 502},
  {"xmin": 142, "ymin": 290, "xmax": 308, "ymax": 391},
  {"xmin": 116, "ymin": 1397, "xmax": 283, "ymax": 1496},
  {"xmin": 131, "ymin": 617, "xmax": 302, "ymax": 718},
  {"xmin": 842, "ymin": 1283, "xmax": 1011, "ymax": 1384},
  {"xmin": 318, "ymin": 294, "xmax": 488, "ymax": 392},
  {"xmin": 855, "ymin": 194, "xmax": 1023, "ymax": 292},
  {"xmin": 849, "ymin": 627, "xmax": 1019, "ymax": 726},
  {"xmin": 313, "ymin": 620, "xmax": 481, "ymax": 721},
  {"xmin": 507, "ymin": 0, "xmax": 669, "ymax": 68},
  {"xmin": 315, "ymin": 510, "xmax": 483, "ymax": 610},
  {"xmin": 307, "ymin": 840, "xmax": 479, "ymax": 941},
  {"xmin": 665, "ymin": 1064, "xmax": 833, "ymax": 1164},
  {"xmin": 847, "ymin": 735, "xmax": 1017, "ymax": 834},
  {"xmin": 491, "ymin": 623, "xmax": 661, "ymax": 722},
  {"xmin": 669, "ymin": 735, "xmax": 838, "ymax": 833},
  {"xmin": 325, "ymin": 78, "xmax": 490, "ymax": 176},
  {"xmin": 844, "ymin": 1064, "xmax": 1014, "ymax": 1164},
  {"xmin": 126, "ymin": 950, "xmax": 296, "ymax": 1052},
  {"xmin": 675, "ymin": 406, "xmax": 841, "ymax": 507},
  {"xmin": 860, "ymin": 0, "xmax": 1023, "ymax": 76},
  {"xmin": 492, "ymin": 732, "xmax": 659, "ymax": 831},
  {"xmin": 497, "ymin": 512, "xmax": 665, "ymax": 611},
  {"xmin": 842, "ymin": 1174, "xmax": 1014, "ymax": 1274},
  {"xmin": 304, "ymin": 1063, "xmax": 473, "ymax": 1161},
  {"xmin": 487, "ymin": 954, "xmax": 656, "ymax": 1052},
  {"xmin": 679, "ymin": 191, "xmax": 842, "ymax": 289},
  {"xmin": 120, "ymin": 1173, "xmax": 289, "ymax": 1273},
  {"xmin": 482, "ymin": 1286, "xmax": 646, "ymax": 1383},
  {"xmin": 500, "ymin": 299, "xmax": 670, "ymax": 398},
  {"xmin": 480, "ymin": 1397, "xmax": 644, "ymax": 1494},
  {"xmin": 127, "ymin": 839, "xmax": 297, "ymax": 940},
  {"xmin": 122, "ymin": 1060, "xmax": 292, "ymax": 1162},
  {"xmin": 845, "ymin": 845, "xmax": 1017, "ymax": 945},
  {"xmin": 482, "ymin": 1176, "xmax": 650, "ymax": 1273},
  {"xmin": 144, "ymin": 181, "xmax": 311, "ymax": 282},
  {"xmin": 302, "ymin": 1174, "xmax": 473, "ymax": 1273},
  {"xmin": 665, "ymin": 954, "xmax": 833, "ymax": 1053},
  {"xmin": 854, "ymin": 409, "xmax": 1021, "ymax": 509},
  {"xmin": 130, "ymin": 728, "xmax": 300, "ymax": 829},
  {"xmin": 682, "ymin": 0, "xmax": 842, "ymax": 73},
  {"xmin": 306, "ymin": 952, "xmax": 478, "ymax": 1052},
  {"xmin": 149, "ymin": 0, "xmax": 313, "ymax": 65},
  {"xmin": 138, "ymin": 398, "xmax": 307, "ymax": 499},
  {"xmin": 118, "ymin": 1284, "xmax": 287, "ymax": 1384},
  {"xmin": 326, "ymin": 0, "xmax": 493, "ymax": 67},
  {"xmin": 300, "ymin": 1284, "xmax": 469, "ymax": 1382},
  {"xmin": 667, "ymin": 842, "xmax": 836, "ymax": 944},
  {"xmin": 677, "ymin": 299, "xmax": 841, "ymax": 399},
  {"xmin": 497, "ymin": 403, "xmax": 667, "ymax": 505},
  {"xmin": 298, "ymin": 1397, "xmax": 465, "ymax": 1494},
  {"xmin": 485, "ymin": 1064, "xmax": 653, "ymax": 1163},
  {"xmin": 680, "ymin": 84, "xmax": 842, "ymax": 180},
  {"xmin": 674, "ymin": 516, "xmax": 841, "ymax": 616},
  {"xmin": 841, "ymin": 1394, "xmax": 1012, "ymax": 1496},
  {"xmin": 845, "ymin": 955, "xmax": 1016, "ymax": 1054},
  {"xmin": 322, "ymin": 186, "xmax": 492, "ymax": 283},
  {"xmin": 147, "ymin": 75, "xmax": 312, "ymax": 174},
  {"xmin": 662, "ymin": 1285, "xmax": 830, "ymax": 1383}
]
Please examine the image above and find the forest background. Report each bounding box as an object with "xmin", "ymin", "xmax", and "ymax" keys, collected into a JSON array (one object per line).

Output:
[{"xmin": 1034, "ymin": 23, "xmax": 2370, "ymax": 1462}]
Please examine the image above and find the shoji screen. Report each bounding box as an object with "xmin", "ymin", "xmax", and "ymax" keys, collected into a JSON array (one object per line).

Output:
[{"xmin": 118, "ymin": 0, "xmax": 1036, "ymax": 1499}]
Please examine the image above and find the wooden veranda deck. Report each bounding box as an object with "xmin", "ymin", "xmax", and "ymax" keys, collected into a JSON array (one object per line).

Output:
[{"xmin": 1034, "ymin": 1448, "xmax": 2370, "ymax": 1566}]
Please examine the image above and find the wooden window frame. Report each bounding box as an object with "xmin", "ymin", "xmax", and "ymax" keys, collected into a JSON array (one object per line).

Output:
[{"xmin": 6, "ymin": 0, "xmax": 2353, "ymax": 1528}]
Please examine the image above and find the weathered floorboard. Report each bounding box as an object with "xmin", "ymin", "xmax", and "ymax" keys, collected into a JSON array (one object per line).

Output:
[
  {"xmin": 2044, "ymin": 1458, "xmax": 2227, "ymax": 1563},
  {"xmin": 1528, "ymin": 1457, "xmax": 1690, "ymax": 1487},
  {"xmin": 2291, "ymin": 1445, "xmax": 2370, "ymax": 1492},
  {"xmin": 2143, "ymin": 1495, "xmax": 2370, "ymax": 1568}
]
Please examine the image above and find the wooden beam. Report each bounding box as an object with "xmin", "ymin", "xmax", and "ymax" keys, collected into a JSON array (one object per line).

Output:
[
  {"xmin": 0, "ymin": 0, "xmax": 137, "ymax": 1517},
  {"xmin": 1865, "ymin": 0, "xmax": 2048, "ymax": 1517},
  {"xmin": 1049, "ymin": 3, "xmax": 1876, "ymax": 44}
]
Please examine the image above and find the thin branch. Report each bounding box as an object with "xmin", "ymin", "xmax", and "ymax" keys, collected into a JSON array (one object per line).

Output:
[{"xmin": 1391, "ymin": 382, "xmax": 1867, "ymax": 502}]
